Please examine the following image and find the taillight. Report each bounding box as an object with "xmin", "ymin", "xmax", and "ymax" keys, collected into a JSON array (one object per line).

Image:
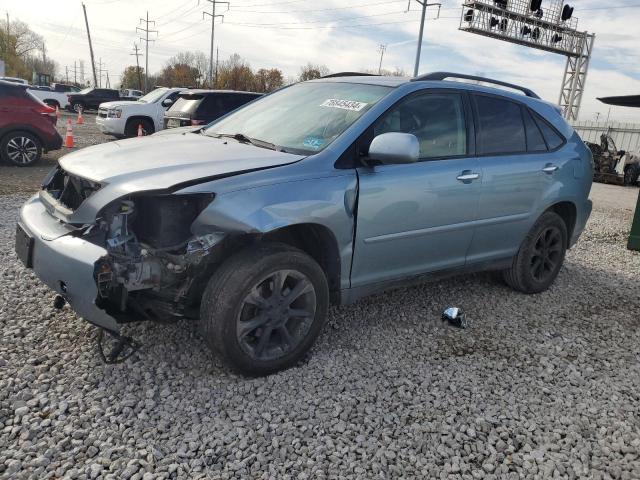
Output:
[
  {"xmin": 33, "ymin": 105, "xmax": 57, "ymax": 124},
  {"xmin": 191, "ymin": 119, "xmax": 205, "ymax": 125}
]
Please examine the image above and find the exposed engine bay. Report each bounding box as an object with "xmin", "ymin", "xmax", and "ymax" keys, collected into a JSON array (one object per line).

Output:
[{"xmin": 89, "ymin": 194, "xmax": 224, "ymax": 322}]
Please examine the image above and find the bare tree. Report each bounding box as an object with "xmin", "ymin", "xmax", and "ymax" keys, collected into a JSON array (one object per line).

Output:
[
  {"xmin": 0, "ymin": 19, "xmax": 43, "ymax": 58},
  {"xmin": 298, "ymin": 63, "xmax": 330, "ymax": 82}
]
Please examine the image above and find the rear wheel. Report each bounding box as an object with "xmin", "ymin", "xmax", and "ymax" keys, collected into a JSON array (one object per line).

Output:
[
  {"xmin": 125, "ymin": 119, "xmax": 154, "ymax": 138},
  {"xmin": 623, "ymin": 164, "xmax": 640, "ymax": 186},
  {"xmin": 200, "ymin": 243, "xmax": 329, "ymax": 376},
  {"xmin": 502, "ymin": 211, "xmax": 567, "ymax": 293},
  {"xmin": 0, "ymin": 131, "xmax": 42, "ymax": 166}
]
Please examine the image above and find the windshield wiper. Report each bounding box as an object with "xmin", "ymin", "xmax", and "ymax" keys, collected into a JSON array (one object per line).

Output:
[{"xmin": 212, "ymin": 132, "xmax": 279, "ymax": 151}]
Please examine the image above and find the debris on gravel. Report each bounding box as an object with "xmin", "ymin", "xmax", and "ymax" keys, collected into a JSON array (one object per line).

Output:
[{"xmin": 1, "ymin": 187, "xmax": 639, "ymax": 479}]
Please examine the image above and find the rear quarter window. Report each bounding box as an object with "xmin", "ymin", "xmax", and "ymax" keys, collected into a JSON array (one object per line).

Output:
[{"xmin": 531, "ymin": 110, "xmax": 565, "ymax": 150}]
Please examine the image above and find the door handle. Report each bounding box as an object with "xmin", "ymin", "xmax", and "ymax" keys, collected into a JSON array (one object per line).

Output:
[
  {"xmin": 542, "ymin": 164, "xmax": 559, "ymax": 173},
  {"xmin": 456, "ymin": 172, "xmax": 480, "ymax": 182}
]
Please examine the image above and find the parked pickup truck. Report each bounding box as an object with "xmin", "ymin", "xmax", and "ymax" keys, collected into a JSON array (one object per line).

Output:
[
  {"xmin": 66, "ymin": 88, "xmax": 135, "ymax": 112},
  {"xmin": 96, "ymin": 87, "xmax": 186, "ymax": 138},
  {"xmin": 28, "ymin": 84, "xmax": 81, "ymax": 110}
]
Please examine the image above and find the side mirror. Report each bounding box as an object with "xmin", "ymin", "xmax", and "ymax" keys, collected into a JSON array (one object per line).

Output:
[
  {"xmin": 161, "ymin": 98, "xmax": 174, "ymax": 107},
  {"xmin": 368, "ymin": 132, "xmax": 419, "ymax": 165}
]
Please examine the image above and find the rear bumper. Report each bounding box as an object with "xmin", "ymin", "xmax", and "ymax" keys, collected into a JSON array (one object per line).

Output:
[
  {"xmin": 43, "ymin": 131, "xmax": 63, "ymax": 152},
  {"xmin": 18, "ymin": 194, "xmax": 120, "ymax": 333},
  {"xmin": 570, "ymin": 198, "xmax": 592, "ymax": 247}
]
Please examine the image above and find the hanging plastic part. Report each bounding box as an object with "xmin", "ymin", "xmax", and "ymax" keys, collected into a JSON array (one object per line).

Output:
[
  {"xmin": 441, "ymin": 306, "xmax": 471, "ymax": 329},
  {"xmin": 96, "ymin": 329, "xmax": 141, "ymax": 364}
]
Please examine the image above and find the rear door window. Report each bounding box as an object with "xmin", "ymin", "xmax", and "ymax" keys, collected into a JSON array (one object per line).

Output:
[{"xmin": 473, "ymin": 95, "xmax": 526, "ymax": 155}]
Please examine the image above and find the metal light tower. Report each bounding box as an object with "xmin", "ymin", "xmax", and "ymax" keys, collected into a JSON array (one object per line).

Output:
[{"xmin": 459, "ymin": 0, "xmax": 594, "ymax": 121}]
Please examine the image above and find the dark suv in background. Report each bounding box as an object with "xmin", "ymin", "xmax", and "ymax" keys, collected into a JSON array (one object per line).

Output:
[
  {"xmin": 66, "ymin": 88, "xmax": 122, "ymax": 112},
  {"xmin": 164, "ymin": 90, "xmax": 262, "ymax": 128},
  {"xmin": 0, "ymin": 80, "xmax": 62, "ymax": 166}
]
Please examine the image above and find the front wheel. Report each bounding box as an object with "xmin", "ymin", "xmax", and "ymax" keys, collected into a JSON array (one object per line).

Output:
[
  {"xmin": 72, "ymin": 102, "xmax": 84, "ymax": 113},
  {"xmin": 502, "ymin": 211, "xmax": 568, "ymax": 293},
  {"xmin": 200, "ymin": 243, "xmax": 329, "ymax": 376}
]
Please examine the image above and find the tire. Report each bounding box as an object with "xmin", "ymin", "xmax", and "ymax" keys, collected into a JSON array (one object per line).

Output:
[
  {"xmin": 200, "ymin": 243, "xmax": 329, "ymax": 376},
  {"xmin": 502, "ymin": 211, "xmax": 568, "ymax": 294},
  {"xmin": 124, "ymin": 119, "xmax": 154, "ymax": 138},
  {"xmin": 71, "ymin": 102, "xmax": 84, "ymax": 113},
  {"xmin": 0, "ymin": 131, "xmax": 42, "ymax": 166},
  {"xmin": 623, "ymin": 164, "xmax": 640, "ymax": 186}
]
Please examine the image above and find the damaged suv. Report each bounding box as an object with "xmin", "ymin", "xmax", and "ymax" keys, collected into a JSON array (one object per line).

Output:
[{"xmin": 16, "ymin": 72, "xmax": 592, "ymax": 375}]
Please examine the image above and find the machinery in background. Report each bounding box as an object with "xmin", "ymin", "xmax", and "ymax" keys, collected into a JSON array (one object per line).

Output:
[{"xmin": 586, "ymin": 131, "xmax": 640, "ymax": 186}]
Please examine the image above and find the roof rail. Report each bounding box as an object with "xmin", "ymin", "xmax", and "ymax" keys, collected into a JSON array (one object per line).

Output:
[
  {"xmin": 412, "ymin": 71, "xmax": 540, "ymax": 99},
  {"xmin": 321, "ymin": 72, "xmax": 379, "ymax": 79}
]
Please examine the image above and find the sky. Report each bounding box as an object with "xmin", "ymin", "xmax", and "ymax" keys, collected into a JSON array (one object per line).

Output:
[{"xmin": 4, "ymin": 0, "xmax": 640, "ymax": 122}]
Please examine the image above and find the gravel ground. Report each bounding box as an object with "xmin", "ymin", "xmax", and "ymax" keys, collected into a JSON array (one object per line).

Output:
[{"xmin": 1, "ymin": 184, "xmax": 639, "ymax": 480}]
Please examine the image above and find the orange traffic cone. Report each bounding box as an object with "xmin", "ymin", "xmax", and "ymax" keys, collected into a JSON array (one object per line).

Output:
[
  {"xmin": 64, "ymin": 120, "xmax": 74, "ymax": 148},
  {"xmin": 76, "ymin": 107, "xmax": 84, "ymax": 125},
  {"xmin": 55, "ymin": 105, "xmax": 61, "ymax": 120},
  {"xmin": 137, "ymin": 124, "xmax": 143, "ymax": 137}
]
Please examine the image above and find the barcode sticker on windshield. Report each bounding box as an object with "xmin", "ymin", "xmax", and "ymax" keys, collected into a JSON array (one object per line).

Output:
[{"xmin": 320, "ymin": 99, "xmax": 368, "ymax": 111}]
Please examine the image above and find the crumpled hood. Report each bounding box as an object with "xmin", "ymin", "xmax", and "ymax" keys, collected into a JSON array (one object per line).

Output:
[
  {"xmin": 98, "ymin": 100, "xmax": 138, "ymax": 109},
  {"xmin": 53, "ymin": 132, "xmax": 305, "ymax": 224},
  {"xmin": 60, "ymin": 132, "xmax": 303, "ymax": 186}
]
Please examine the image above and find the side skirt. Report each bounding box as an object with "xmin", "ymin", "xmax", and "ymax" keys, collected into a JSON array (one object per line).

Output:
[{"xmin": 339, "ymin": 257, "xmax": 513, "ymax": 305}]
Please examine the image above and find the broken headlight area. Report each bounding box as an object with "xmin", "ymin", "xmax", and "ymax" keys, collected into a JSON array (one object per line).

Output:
[
  {"xmin": 90, "ymin": 193, "xmax": 221, "ymax": 322},
  {"xmin": 42, "ymin": 166, "xmax": 102, "ymax": 212}
]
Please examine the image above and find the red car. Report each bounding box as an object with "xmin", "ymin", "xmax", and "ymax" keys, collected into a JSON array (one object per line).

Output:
[{"xmin": 0, "ymin": 80, "xmax": 62, "ymax": 166}]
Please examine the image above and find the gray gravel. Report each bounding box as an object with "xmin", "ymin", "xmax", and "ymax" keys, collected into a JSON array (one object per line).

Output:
[{"xmin": 1, "ymin": 186, "xmax": 640, "ymax": 479}]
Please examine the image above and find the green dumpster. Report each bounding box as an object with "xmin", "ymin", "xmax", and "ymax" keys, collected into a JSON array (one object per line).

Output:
[{"xmin": 629, "ymin": 189, "xmax": 640, "ymax": 251}]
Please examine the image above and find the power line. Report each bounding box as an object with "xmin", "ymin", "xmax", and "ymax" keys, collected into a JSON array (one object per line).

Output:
[
  {"xmin": 226, "ymin": 10, "xmax": 414, "ymax": 26},
  {"xmin": 229, "ymin": 0, "xmax": 405, "ymax": 13}
]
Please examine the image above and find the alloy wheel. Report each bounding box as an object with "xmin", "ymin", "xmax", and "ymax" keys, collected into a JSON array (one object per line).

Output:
[
  {"xmin": 530, "ymin": 226, "xmax": 563, "ymax": 282},
  {"xmin": 6, "ymin": 136, "xmax": 38, "ymax": 165},
  {"xmin": 236, "ymin": 269, "xmax": 316, "ymax": 361}
]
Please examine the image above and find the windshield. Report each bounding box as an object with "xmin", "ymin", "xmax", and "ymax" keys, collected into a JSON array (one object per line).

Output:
[
  {"xmin": 138, "ymin": 87, "xmax": 168, "ymax": 103},
  {"xmin": 78, "ymin": 87, "xmax": 92, "ymax": 94},
  {"xmin": 204, "ymin": 82, "xmax": 391, "ymax": 154}
]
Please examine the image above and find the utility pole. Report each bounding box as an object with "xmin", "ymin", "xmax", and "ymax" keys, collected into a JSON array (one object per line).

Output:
[
  {"xmin": 66, "ymin": 63, "xmax": 81, "ymax": 85},
  {"xmin": 203, "ymin": 0, "xmax": 229, "ymax": 88},
  {"xmin": 5, "ymin": 12, "xmax": 9, "ymax": 60},
  {"xmin": 215, "ymin": 47, "xmax": 219, "ymax": 88},
  {"xmin": 377, "ymin": 44, "xmax": 387, "ymax": 74},
  {"xmin": 105, "ymin": 71, "xmax": 110, "ymax": 89},
  {"xmin": 410, "ymin": 0, "xmax": 441, "ymax": 77},
  {"xmin": 137, "ymin": 11, "xmax": 157, "ymax": 93},
  {"xmin": 82, "ymin": 3, "xmax": 98, "ymax": 88},
  {"xmin": 130, "ymin": 43, "xmax": 143, "ymax": 91},
  {"xmin": 66, "ymin": 66, "xmax": 69, "ymax": 84},
  {"xmin": 96, "ymin": 58, "xmax": 107, "ymax": 88}
]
